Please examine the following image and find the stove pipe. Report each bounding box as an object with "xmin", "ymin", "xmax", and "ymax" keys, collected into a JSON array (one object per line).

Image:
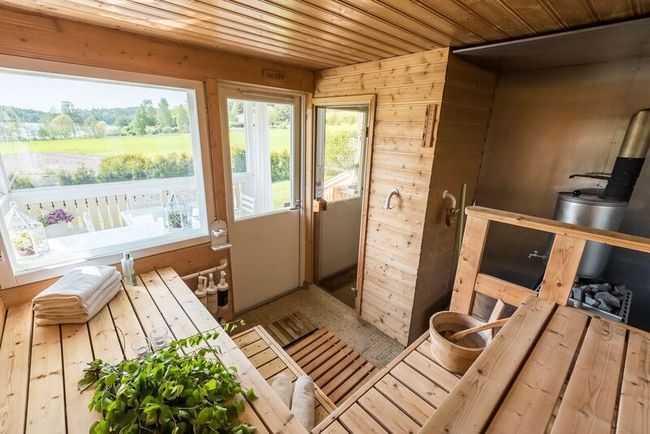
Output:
[{"xmin": 604, "ymin": 109, "xmax": 650, "ymax": 201}]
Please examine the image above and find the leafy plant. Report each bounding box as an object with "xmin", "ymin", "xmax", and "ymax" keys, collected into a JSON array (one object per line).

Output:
[
  {"xmin": 10, "ymin": 231, "xmax": 36, "ymax": 256},
  {"xmin": 78, "ymin": 331, "xmax": 256, "ymax": 434}
]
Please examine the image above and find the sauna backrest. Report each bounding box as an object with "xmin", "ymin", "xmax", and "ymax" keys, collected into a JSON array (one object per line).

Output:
[{"xmin": 450, "ymin": 206, "xmax": 650, "ymax": 315}]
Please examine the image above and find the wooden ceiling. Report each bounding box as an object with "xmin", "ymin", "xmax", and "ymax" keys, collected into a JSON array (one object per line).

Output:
[{"xmin": 2, "ymin": 0, "xmax": 648, "ymax": 69}]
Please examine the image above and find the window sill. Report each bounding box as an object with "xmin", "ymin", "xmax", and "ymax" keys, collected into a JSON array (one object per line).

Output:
[{"xmin": 6, "ymin": 227, "xmax": 210, "ymax": 287}]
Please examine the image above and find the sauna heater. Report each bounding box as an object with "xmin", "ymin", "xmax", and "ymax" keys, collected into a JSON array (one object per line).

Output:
[{"xmin": 549, "ymin": 109, "xmax": 650, "ymax": 322}]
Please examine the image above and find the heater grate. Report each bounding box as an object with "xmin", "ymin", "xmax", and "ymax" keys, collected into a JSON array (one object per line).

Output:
[{"xmin": 567, "ymin": 287, "xmax": 632, "ymax": 324}]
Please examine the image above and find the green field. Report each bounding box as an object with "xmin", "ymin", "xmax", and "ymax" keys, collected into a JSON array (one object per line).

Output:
[
  {"xmin": 228, "ymin": 128, "xmax": 290, "ymax": 151},
  {"xmin": 0, "ymin": 134, "xmax": 193, "ymax": 156},
  {"xmin": 271, "ymin": 180, "xmax": 290, "ymax": 209},
  {"xmin": 0, "ymin": 124, "xmax": 359, "ymax": 157}
]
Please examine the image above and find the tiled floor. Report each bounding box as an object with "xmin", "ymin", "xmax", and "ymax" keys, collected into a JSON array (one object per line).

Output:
[{"xmin": 235, "ymin": 285, "xmax": 404, "ymax": 367}]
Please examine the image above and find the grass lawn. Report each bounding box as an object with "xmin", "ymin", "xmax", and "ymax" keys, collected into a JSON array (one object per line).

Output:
[
  {"xmin": 228, "ymin": 128, "xmax": 290, "ymax": 152},
  {"xmin": 0, "ymin": 134, "xmax": 193, "ymax": 156},
  {"xmin": 0, "ymin": 124, "xmax": 359, "ymax": 157},
  {"xmin": 272, "ymin": 180, "xmax": 290, "ymax": 209}
]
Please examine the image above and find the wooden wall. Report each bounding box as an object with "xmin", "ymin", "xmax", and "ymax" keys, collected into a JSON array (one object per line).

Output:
[
  {"xmin": 314, "ymin": 50, "xmax": 495, "ymax": 344},
  {"xmin": 0, "ymin": 7, "xmax": 314, "ymax": 309},
  {"xmin": 410, "ymin": 57, "xmax": 496, "ymax": 340}
]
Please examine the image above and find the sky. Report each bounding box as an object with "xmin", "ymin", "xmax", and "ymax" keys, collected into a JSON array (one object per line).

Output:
[{"xmin": 0, "ymin": 68, "xmax": 189, "ymax": 111}]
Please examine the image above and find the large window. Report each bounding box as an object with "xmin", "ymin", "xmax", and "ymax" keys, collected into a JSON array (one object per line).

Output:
[{"xmin": 0, "ymin": 64, "xmax": 212, "ymax": 282}]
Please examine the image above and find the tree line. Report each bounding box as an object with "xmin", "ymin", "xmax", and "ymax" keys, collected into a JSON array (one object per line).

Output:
[{"xmin": 0, "ymin": 98, "xmax": 190, "ymax": 141}]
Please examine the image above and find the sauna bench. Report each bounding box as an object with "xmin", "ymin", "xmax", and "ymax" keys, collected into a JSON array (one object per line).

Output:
[
  {"xmin": 0, "ymin": 267, "xmax": 308, "ymax": 434},
  {"xmin": 312, "ymin": 328, "xmax": 461, "ymax": 433}
]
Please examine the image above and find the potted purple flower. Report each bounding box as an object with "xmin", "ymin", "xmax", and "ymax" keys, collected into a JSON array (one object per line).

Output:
[{"xmin": 39, "ymin": 208, "xmax": 75, "ymax": 238}]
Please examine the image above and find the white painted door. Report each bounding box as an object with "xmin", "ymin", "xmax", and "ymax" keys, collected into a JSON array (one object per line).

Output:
[{"xmin": 219, "ymin": 85, "xmax": 303, "ymax": 312}]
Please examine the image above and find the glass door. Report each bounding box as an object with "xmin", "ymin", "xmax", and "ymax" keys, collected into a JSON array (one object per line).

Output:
[
  {"xmin": 313, "ymin": 105, "xmax": 369, "ymax": 308},
  {"xmin": 219, "ymin": 85, "xmax": 302, "ymax": 312}
]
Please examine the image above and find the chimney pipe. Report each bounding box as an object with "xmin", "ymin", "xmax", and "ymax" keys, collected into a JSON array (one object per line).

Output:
[{"xmin": 604, "ymin": 109, "xmax": 650, "ymax": 201}]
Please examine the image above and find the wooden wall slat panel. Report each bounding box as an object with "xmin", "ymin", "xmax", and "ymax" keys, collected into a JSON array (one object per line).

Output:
[
  {"xmin": 315, "ymin": 49, "xmax": 435, "ymax": 343},
  {"xmin": 315, "ymin": 49, "xmax": 495, "ymax": 344},
  {"xmin": 0, "ymin": 7, "xmax": 313, "ymax": 321}
]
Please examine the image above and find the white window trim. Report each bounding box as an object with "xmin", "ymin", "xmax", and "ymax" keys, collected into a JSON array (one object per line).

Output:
[
  {"xmin": 218, "ymin": 82, "xmax": 303, "ymax": 223},
  {"xmin": 0, "ymin": 55, "xmax": 216, "ymax": 287}
]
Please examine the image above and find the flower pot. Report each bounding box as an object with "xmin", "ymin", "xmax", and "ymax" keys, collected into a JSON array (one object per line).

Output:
[{"xmin": 45, "ymin": 222, "xmax": 70, "ymax": 238}]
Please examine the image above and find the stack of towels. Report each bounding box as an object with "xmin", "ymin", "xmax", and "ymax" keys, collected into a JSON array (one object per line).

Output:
[{"xmin": 32, "ymin": 265, "xmax": 122, "ymax": 325}]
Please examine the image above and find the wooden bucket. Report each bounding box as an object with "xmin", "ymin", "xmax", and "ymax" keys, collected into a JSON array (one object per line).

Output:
[{"xmin": 428, "ymin": 311, "xmax": 491, "ymax": 375}]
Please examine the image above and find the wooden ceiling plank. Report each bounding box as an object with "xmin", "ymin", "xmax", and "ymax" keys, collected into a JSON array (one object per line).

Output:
[
  {"xmin": 241, "ymin": 0, "xmax": 424, "ymax": 53},
  {"xmin": 0, "ymin": 6, "xmax": 316, "ymax": 89},
  {"xmin": 295, "ymin": 0, "xmax": 453, "ymax": 47},
  {"xmin": 454, "ymin": 0, "xmax": 537, "ymax": 37},
  {"xmin": 379, "ymin": 0, "xmax": 487, "ymax": 44},
  {"xmin": 415, "ymin": 0, "xmax": 511, "ymax": 41},
  {"xmin": 545, "ymin": 0, "xmax": 597, "ymax": 26},
  {"xmin": 207, "ymin": 0, "xmax": 402, "ymax": 58},
  {"xmin": 498, "ymin": 0, "xmax": 568, "ymax": 32},
  {"xmin": 158, "ymin": 0, "xmax": 379, "ymax": 61},
  {"xmin": 107, "ymin": 0, "xmax": 359, "ymax": 65},
  {"xmin": 588, "ymin": 0, "xmax": 642, "ymax": 20},
  {"xmin": 84, "ymin": 0, "xmax": 355, "ymax": 67},
  {"xmin": 19, "ymin": 0, "xmax": 337, "ymax": 68}
]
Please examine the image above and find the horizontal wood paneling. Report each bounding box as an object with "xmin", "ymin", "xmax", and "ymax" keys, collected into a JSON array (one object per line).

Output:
[
  {"xmin": 316, "ymin": 51, "xmax": 495, "ymax": 344},
  {"xmin": 3, "ymin": 1, "xmax": 646, "ymax": 68},
  {"xmin": 410, "ymin": 56, "xmax": 496, "ymax": 341},
  {"xmin": 314, "ymin": 49, "xmax": 448, "ymax": 344},
  {"xmin": 0, "ymin": 8, "xmax": 314, "ymax": 316}
]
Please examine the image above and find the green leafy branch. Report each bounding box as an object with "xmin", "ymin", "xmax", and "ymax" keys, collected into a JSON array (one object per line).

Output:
[{"xmin": 79, "ymin": 330, "xmax": 256, "ymax": 434}]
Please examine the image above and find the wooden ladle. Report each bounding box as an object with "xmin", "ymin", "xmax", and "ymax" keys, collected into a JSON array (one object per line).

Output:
[{"xmin": 447, "ymin": 318, "xmax": 509, "ymax": 343}]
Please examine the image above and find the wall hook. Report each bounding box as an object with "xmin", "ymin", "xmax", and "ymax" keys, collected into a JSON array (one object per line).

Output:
[
  {"xmin": 442, "ymin": 190, "xmax": 460, "ymax": 226},
  {"xmin": 383, "ymin": 188, "xmax": 400, "ymax": 210}
]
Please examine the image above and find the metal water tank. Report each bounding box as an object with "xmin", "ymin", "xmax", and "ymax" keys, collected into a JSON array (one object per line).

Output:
[{"xmin": 554, "ymin": 192, "xmax": 628, "ymax": 279}]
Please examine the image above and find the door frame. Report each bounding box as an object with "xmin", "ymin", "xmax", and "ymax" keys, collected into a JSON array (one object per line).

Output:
[
  {"xmin": 217, "ymin": 82, "xmax": 307, "ymax": 308},
  {"xmin": 308, "ymin": 94, "xmax": 376, "ymax": 314}
]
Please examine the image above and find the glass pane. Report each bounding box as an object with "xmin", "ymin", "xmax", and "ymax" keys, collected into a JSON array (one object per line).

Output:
[
  {"xmin": 227, "ymin": 98, "xmax": 293, "ymax": 219},
  {"xmin": 315, "ymin": 106, "xmax": 367, "ymax": 202},
  {"xmin": 0, "ymin": 68, "xmax": 207, "ymax": 273}
]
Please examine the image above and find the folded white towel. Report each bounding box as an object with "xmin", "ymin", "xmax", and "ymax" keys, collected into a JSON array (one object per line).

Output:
[
  {"xmin": 34, "ymin": 280, "xmax": 123, "ymax": 325},
  {"xmin": 271, "ymin": 372, "xmax": 294, "ymax": 409},
  {"xmin": 33, "ymin": 265, "xmax": 117, "ymax": 305},
  {"xmin": 34, "ymin": 272, "xmax": 121, "ymax": 314}
]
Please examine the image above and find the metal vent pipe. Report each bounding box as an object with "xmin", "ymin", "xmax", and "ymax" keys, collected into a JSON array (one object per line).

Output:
[{"xmin": 605, "ymin": 109, "xmax": 650, "ymax": 200}]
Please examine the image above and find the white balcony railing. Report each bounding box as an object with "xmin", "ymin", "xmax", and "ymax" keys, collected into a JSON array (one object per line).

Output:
[
  {"xmin": 4, "ymin": 176, "xmax": 197, "ymax": 232},
  {"xmin": 4, "ymin": 172, "xmax": 256, "ymax": 231}
]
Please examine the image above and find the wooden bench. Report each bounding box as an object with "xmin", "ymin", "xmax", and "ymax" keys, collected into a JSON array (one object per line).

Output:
[
  {"xmin": 313, "ymin": 206, "xmax": 650, "ymax": 433},
  {"xmin": 313, "ymin": 332, "xmax": 460, "ymax": 433},
  {"xmin": 0, "ymin": 268, "xmax": 309, "ymax": 434},
  {"xmin": 234, "ymin": 326, "xmax": 336, "ymax": 425}
]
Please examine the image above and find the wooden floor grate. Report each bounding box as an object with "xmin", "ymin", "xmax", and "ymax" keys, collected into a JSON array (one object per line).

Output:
[
  {"xmin": 285, "ymin": 328, "xmax": 378, "ymax": 405},
  {"xmin": 265, "ymin": 312, "xmax": 317, "ymax": 347}
]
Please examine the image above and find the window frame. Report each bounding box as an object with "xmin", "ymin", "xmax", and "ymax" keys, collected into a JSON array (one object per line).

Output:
[
  {"xmin": 218, "ymin": 83, "xmax": 303, "ymax": 223},
  {"xmin": 314, "ymin": 105, "xmax": 369, "ymax": 203},
  {"xmin": 0, "ymin": 55, "xmax": 216, "ymax": 287}
]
